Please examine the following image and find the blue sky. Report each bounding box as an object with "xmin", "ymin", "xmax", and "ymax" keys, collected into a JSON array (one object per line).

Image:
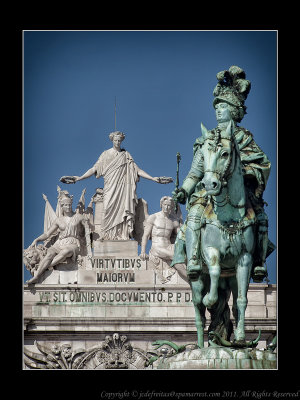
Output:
[{"xmin": 23, "ymin": 30, "xmax": 277, "ymax": 283}]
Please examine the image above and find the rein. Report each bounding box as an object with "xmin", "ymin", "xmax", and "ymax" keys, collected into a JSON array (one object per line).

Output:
[{"xmin": 211, "ymin": 193, "xmax": 245, "ymax": 209}]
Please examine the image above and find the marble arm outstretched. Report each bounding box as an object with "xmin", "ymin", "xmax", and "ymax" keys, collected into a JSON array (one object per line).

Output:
[
  {"xmin": 72, "ymin": 167, "xmax": 97, "ymax": 182},
  {"xmin": 136, "ymin": 167, "xmax": 160, "ymax": 183},
  {"xmin": 30, "ymin": 223, "xmax": 59, "ymax": 248}
]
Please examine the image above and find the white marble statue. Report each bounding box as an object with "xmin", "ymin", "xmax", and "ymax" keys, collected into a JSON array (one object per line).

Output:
[
  {"xmin": 139, "ymin": 196, "xmax": 181, "ymax": 263},
  {"xmin": 139, "ymin": 196, "xmax": 188, "ymax": 283},
  {"xmin": 60, "ymin": 131, "xmax": 172, "ymax": 241},
  {"xmin": 25, "ymin": 192, "xmax": 91, "ymax": 284}
]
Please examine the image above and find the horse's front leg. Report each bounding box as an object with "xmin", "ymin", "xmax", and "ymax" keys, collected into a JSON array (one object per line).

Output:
[
  {"xmin": 189, "ymin": 273, "xmax": 206, "ymax": 348},
  {"xmin": 202, "ymin": 246, "xmax": 220, "ymax": 308},
  {"xmin": 234, "ymin": 253, "xmax": 252, "ymax": 343}
]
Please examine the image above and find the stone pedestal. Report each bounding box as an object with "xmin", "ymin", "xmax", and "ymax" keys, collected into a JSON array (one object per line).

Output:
[
  {"xmin": 23, "ymin": 243, "xmax": 277, "ymax": 369},
  {"xmin": 39, "ymin": 263, "xmax": 78, "ymax": 285},
  {"xmin": 93, "ymin": 240, "xmax": 138, "ymax": 257},
  {"xmin": 23, "ymin": 280, "xmax": 277, "ymax": 369}
]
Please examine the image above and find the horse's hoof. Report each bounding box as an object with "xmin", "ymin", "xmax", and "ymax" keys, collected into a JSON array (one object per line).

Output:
[
  {"xmin": 187, "ymin": 265, "xmax": 202, "ymax": 273},
  {"xmin": 203, "ymin": 293, "xmax": 217, "ymax": 308},
  {"xmin": 187, "ymin": 265, "xmax": 201, "ymax": 280},
  {"xmin": 252, "ymin": 266, "xmax": 267, "ymax": 282}
]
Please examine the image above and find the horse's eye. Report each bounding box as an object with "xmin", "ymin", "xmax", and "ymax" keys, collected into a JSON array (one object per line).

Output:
[{"xmin": 221, "ymin": 151, "xmax": 229, "ymax": 158}]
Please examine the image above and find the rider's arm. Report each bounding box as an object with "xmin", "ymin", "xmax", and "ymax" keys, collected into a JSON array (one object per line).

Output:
[{"xmin": 176, "ymin": 146, "xmax": 204, "ymax": 203}]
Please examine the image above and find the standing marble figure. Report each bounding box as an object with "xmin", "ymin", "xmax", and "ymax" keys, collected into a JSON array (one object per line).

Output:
[{"xmin": 61, "ymin": 131, "xmax": 172, "ymax": 240}]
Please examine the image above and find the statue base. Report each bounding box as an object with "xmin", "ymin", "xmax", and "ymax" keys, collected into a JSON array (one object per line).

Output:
[
  {"xmin": 147, "ymin": 346, "xmax": 277, "ymax": 369},
  {"xmin": 93, "ymin": 239, "xmax": 138, "ymax": 257},
  {"xmin": 34, "ymin": 262, "xmax": 78, "ymax": 285},
  {"xmin": 24, "ymin": 242, "xmax": 277, "ymax": 370}
]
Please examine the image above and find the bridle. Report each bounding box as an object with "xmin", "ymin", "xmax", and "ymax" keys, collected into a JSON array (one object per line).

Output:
[{"xmin": 202, "ymin": 134, "xmax": 245, "ymax": 209}]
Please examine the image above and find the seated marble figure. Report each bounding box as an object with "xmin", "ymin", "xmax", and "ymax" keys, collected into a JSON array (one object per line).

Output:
[{"xmin": 25, "ymin": 191, "xmax": 92, "ymax": 284}]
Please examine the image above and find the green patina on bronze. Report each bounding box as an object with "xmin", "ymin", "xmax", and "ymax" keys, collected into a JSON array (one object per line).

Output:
[
  {"xmin": 171, "ymin": 66, "xmax": 275, "ymax": 352},
  {"xmin": 146, "ymin": 335, "xmax": 277, "ymax": 369}
]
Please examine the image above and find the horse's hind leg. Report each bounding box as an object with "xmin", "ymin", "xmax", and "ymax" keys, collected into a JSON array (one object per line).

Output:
[
  {"xmin": 234, "ymin": 253, "xmax": 252, "ymax": 343},
  {"xmin": 189, "ymin": 274, "xmax": 206, "ymax": 348}
]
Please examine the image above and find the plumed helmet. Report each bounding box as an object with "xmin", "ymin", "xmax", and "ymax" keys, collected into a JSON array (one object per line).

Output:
[{"xmin": 213, "ymin": 66, "xmax": 251, "ymax": 112}]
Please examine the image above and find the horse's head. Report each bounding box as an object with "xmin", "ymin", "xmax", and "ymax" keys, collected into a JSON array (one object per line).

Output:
[{"xmin": 200, "ymin": 120, "xmax": 238, "ymax": 196}]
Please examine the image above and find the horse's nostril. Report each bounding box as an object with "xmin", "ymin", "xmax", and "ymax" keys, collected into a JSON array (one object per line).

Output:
[{"xmin": 212, "ymin": 181, "xmax": 217, "ymax": 189}]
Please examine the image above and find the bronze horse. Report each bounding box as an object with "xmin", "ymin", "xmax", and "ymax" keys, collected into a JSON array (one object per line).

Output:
[{"xmin": 189, "ymin": 121, "xmax": 257, "ymax": 347}]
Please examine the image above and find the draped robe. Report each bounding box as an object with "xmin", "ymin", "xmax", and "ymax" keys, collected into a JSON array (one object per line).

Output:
[{"xmin": 93, "ymin": 148, "xmax": 139, "ymax": 240}]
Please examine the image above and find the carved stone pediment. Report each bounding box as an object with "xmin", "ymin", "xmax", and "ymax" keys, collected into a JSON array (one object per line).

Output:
[{"xmin": 24, "ymin": 333, "xmax": 149, "ymax": 370}]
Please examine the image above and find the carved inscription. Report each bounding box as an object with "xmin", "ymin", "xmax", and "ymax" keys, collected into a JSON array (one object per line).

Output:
[
  {"xmin": 38, "ymin": 290, "xmax": 193, "ymax": 304},
  {"xmin": 91, "ymin": 258, "xmax": 142, "ymax": 269},
  {"xmin": 90, "ymin": 258, "xmax": 143, "ymax": 284},
  {"xmin": 97, "ymin": 272, "xmax": 135, "ymax": 283}
]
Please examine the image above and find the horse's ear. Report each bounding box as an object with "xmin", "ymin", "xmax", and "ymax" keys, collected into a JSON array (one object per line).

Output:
[
  {"xmin": 201, "ymin": 123, "xmax": 209, "ymax": 139},
  {"xmin": 225, "ymin": 120, "xmax": 234, "ymax": 137}
]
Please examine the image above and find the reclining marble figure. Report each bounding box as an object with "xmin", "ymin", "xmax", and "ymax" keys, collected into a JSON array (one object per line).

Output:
[{"xmin": 25, "ymin": 190, "xmax": 92, "ymax": 284}]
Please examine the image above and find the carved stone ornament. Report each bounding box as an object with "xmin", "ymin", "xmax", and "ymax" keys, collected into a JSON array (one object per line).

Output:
[
  {"xmin": 24, "ymin": 334, "xmax": 150, "ymax": 370},
  {"xmin": 24, "ymin": 342, "xmax": 85, "ymax": 369},
  {"xmin": 93, "ymin": 333, "xmax": 136, "ymax": 369},
  {"xmin": 23, "ymin": 244, "xmax": 48, "ymax": 276},
  {"xmin": 92, "ymin": 188, "xmax": 104, "ymax": 203}
]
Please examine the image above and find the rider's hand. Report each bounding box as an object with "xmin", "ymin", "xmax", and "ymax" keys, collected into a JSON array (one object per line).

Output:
[{"xmin": 172, "ymin": 188, "xmax": 187, "ymax": 204}]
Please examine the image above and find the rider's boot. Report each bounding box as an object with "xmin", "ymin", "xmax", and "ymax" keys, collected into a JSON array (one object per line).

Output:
[
  {"xmin": 246, "ymin": 186, "xmax": 270, "ymax": 283},
  {"xmin": 185, "ymin": 218, "xmax": 202, "ymax": 280}
]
